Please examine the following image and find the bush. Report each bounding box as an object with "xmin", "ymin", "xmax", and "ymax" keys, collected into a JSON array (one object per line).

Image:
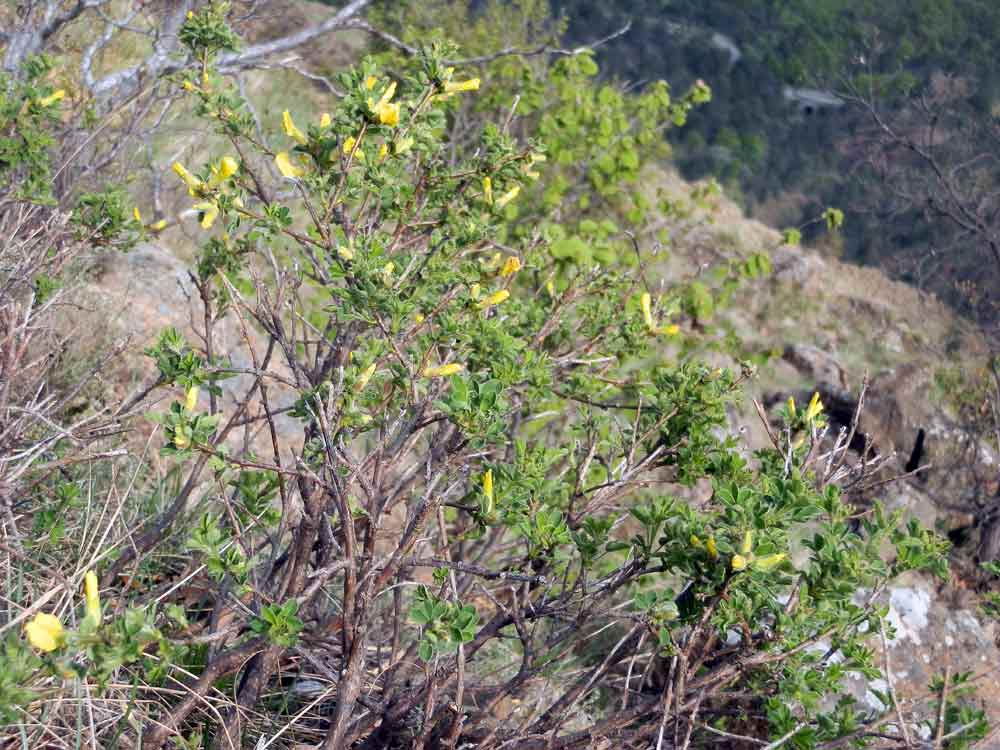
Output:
[{"xmin": 0, "ymin": 6, "xmax": 985, "ymax": 750}]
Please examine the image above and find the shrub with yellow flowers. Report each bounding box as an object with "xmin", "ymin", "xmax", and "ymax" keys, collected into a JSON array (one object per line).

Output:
[{"xmin": 2, "ymin": 4, "xmax": 979, "ymax": 749}]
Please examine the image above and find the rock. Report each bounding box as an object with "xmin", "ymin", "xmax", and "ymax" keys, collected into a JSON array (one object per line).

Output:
[
  {"xmin": 832, "ymin": 572, "xmax": 1000, "ymax": 735},
  {"xmin": 770, "ymin": 244, "xmax": 828, "ymax": 285},
  {"xmin": 782, "ymin": 343, "xmax": 850, "ymax": 396}
]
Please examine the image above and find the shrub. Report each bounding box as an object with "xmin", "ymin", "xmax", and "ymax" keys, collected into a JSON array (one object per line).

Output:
[{"xmin": 1, "ymin": 7, "xmax": 984, "ymax": 750}]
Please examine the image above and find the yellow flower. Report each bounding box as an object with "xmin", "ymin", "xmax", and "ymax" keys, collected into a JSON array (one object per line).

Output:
[
  {"xmin": 193, "ymin": 201, "xmax": 219, "ymax": 229},
  {"xmin": 182, "ymin": 79, "xmax": 196, "ymax": 92},
  {"xmin": 753, "ymin": 553, "xmax": 787, "ymax": 572},
  {"xmin": 381, "ymin": 262, "xmax": 395, "ymax": 286},
  {"xmin": 422, "ymin": 363, "xmax": 464, "ymax": 378},
  {"xmin": 525, "ymin": 152, "xmax": 547, "ymax": 180},
  {"xmin": 365, "ymin": 75, "xmax": 378, "ymax": 90},
  {"xmin": 172, "ymin": 162, "xmax": 203, "ymax": 193},
  {"xmin": 133, "ymin": 207, "xmax": 142, "ymax": 222},
  {"xmin": 706, "ymin": 536, "xmax": 719, "ymax": 560},
  {"xmin": 150, "ymin": 219, "xmax": 168, "ymax": 232},
  {"xmin": 378, "ymin": 143, "xmax": 389, "ymax": 160},
  {"xmin": 38, "ymin": 89, "xmax": 66, "ymax": 107},
  {"xmin": 84, "ymin": 570, "xmax": 101, "ymax": 625},
  {"xmin": 662, "ymin": 324, "xmax": 680, "ymax": 336},
  {"xmin": 215, "ymin": 155, "xmax": 239, "ymax": 182},
  {"xmin": 25, "ymin": 612, "xmax": 64, "ymax": 652},
  {"xmin": 500, "ymin": 256, "xmax": 522, "ymax": 278},
  {"xmin": 342, "ymin": 135, "xmax": 366, "ymax": 162},
  {"xmin": 477, "ymin": 289, "xmax": 510, "ymax": 310},
  {"xmin": 444, "ymin": 78, "xmax": 480, "ymax": 94},
  {"xmin": 355, "ymin": 363, "xmax": 376, "ymax": 392},
  {"xmin": 337, "ymin": 243, "xmax": 354, "ymax": 261},
  {"xmin": 787, "ymin": 396, "xmax": 796, "ymax": 419},
  {"xmin": 640, "ymin": 292, "xmax": 655, "ymax": 331},
  {"xmin": 482, "ymin": 176, "xmax": 493, "ymax": 205},
  {"xmin": 740, "ymin": 530, "xmax": 753, "ymax": 556},
  {"xmin": 377, "ymin": 101, "xmax": 400, "ymax": 127},
  {"xmin": 690, "ymin": 534, "xmax": 703, "ymax": 548},
  {"xmin": 414, "ymin": 313, "xmax": 425, "ymax": 324},
  {"xmin": 275, "ymin": 151, "xmax": 306, "ymax": 178},
  {"xmin": 369, "ymin": 81, "xmax": 399, "ymax": 126},
  {"xmin": 319, "ymin": 112, "xmax": 331, "ymax": 128},
  {"xmin": 282, "ymin": 110, "xmax": 307, "ymax": 145},
  {"xmin": 187, "ymin": 10, "xmax": 194, "ymax": 19},
  {"xmin": 804, "ymin": 391, "xmax": 824, "ymax": 422},
  {"xmin": 731, "ymin": 554, "xmax": 748, "ymax": 571},
  {"xmin": 470, "ymin": 283, "xmax": 481, "ymax": 301},
  {"xmin": 546, "ymin": 279, "xmax": 556, "ymax": 297},
  {"xmin": 184, "ymin": 385, "xmax": 200, "ymax": 411},
  {"xmin": 495, "ymin": 185, "xmax": 520, "ymax": 209},
  {"xmin": 482, "ymin": 469, "xmax": 494, "ymax": 504}
]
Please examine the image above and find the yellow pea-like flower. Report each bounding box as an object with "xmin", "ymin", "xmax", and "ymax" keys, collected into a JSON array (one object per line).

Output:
[
  {"xmin": 355, "ymin": 363, "xmax": 376, "ymax": 392},
  {"xmin": 192, "ymin": 201, "xmax": 219, "ymax": 229},
  {"xmin": 804, "ymin": 391, "xmax": 824, "ymax": 422},
  {"xmin": 25, "ymin": 612, "xmax": 64, "ymax": 652},
  {"xmin": 172, "ymin": 162, "xmax": 203, "ymax": 193},
  {"xmin": 482, "ymin": 469, "xmax": 493, "ymax": 503},
  {"xmin": 377, "ymin": 101, "xmax": 400, "ymax": 127},
  {"xmin": 38, "ymin": 89, "xmax": 66, "ymax": 107},
  {"xmin": 84, "ymin": 570, "xmax": 101, "ymax": 625},
  {"xmin": 787, "ymin": 396, "xmax": 797, "ymax": 419},
  {"xmin": 275, "ymin": 151, "xmax": 306, "ymax": 178},
  {"xmin": 731, "ymin": 554, "xmax": 748, "ymax": 571},
  {"xmin": 444, "ymin": 78, "xmax": 480, "ymax": 94},
  {"xmin": 500, "ymin": 256, "xmax": 522, "ymax": 277},
  {"xmin": 495, "ymin": 185, "xmax": 520, "ymax": 210},
  {"xmin": 133, "ymin": 207, "xmax": 142, "ymax": 222},
  {"xmin": 706, "ymin": 536, "xmax": 719, "ymax": 560},
  {"xmin": 477, "ymin": 289, "xmax": 510, "ymax": 310},
  {"xmin": 184, "ymin": 385, "xmax": 200, "ymax": 411},
  {"xmin": 150, "ymin": 219, "xmax": 168, "ymax": 232},
  {"xmin": 369, "ymin": 81, "xmax": 399, "ymax": 126},
  {"xmin": 381, "ymin": 262, "xmax": 395, "ymax": 286},
  {"xmin": 470, "ymin": 283, "xmax": 481, "ymax": 301},
  {"xmin": 422, "ymin": 363, "xmax": 464, "ymax": 378},
  {"xmin": 365, "ymin": 75, "xmax": 378, "ymax": 90},
  {"xmin": 482, "ymin": 176, "xmax": 493, "ymax": 205},
  {"xmin": 319, "ymin": 112, "xmax": 331, "ymax": 128},
  {"xmin": 705, "ymin": 536, "xmax": 718, "ymax": 556},
  {"xmin": 282, "ymin": 110, "xmax": 307, "ymax": 145},
  {"xmin": 219, "ymin": 156, "xmax": 239, "ymax": 178},
  {"xmin": 753, "ymin": 553, "xmax": 787, "ymax": 572},
  {"xmin": 546, "ymin": 279, "xmax": 556, "ymax": 297},
  {"xmin": 640, "ymin": 292, "xmax": 655, "ymax": 331},
  {"xmin": 740, "ymin": 530, "xmax": 753, "ymax": 556},
  {"xmin": 690, "ymin": 534, "xmax": 703, "ymax": 548},
  {"xmin": 174, "ymin": 429, "xmax": 190, "ymax": 450},
  {"xmin": 378, "ymin": 143, "xmax": 389, "ymax": 160},
  {"xmin": 525, "ymin": 152, "xmax": 547, "ymax": 180}
]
